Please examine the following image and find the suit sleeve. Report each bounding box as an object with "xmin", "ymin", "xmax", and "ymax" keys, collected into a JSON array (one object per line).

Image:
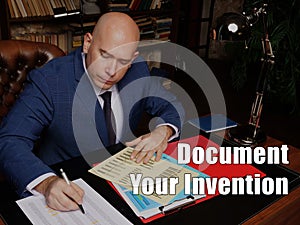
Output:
[
  {"xmin": 144, "ymin": 77, "xmax": 185, "ymax": 135},
  {"xmin": 0, "ymin": 69, "xmax": 55, "ymax": 197},
  {"xmin": 122, "ymin": 60, "xmax": 185, "ymax": 137}
]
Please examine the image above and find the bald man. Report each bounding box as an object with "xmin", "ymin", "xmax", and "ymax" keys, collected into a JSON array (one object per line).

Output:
[{"xmin": 0, "ymin": 12, "xmax": 184, "ymax": 211}]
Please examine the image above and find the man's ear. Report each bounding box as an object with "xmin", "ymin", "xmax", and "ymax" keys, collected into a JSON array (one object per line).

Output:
[
  {"xmin": 83, "ymin": 33, "xmax": 93, "ymax": 53},
  {"xmin": 132, "ymin": 51, "xmax": 139, "ymax": 61},
  {"xmin": 128, "ymin": 51, "xmax": 139, "ymax": 68}
]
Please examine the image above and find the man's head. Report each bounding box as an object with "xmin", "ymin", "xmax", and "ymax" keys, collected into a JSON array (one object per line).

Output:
[{"xmin": 83, "ymin": 12, "xmax": 140, "ymax": 90}]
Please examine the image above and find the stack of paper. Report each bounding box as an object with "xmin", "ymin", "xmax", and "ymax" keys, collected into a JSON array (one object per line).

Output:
[{"xmin": 16, "ymin": 179, "xmax": 133, "ymax": 225}]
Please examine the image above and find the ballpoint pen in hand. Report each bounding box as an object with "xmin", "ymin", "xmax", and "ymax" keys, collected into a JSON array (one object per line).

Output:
[{"xmin": 60, "ymin": 168, "xmax": 85, "ymax": 214}]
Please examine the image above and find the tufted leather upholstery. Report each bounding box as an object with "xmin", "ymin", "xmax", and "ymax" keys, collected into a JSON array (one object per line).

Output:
[{"xmin": 0, "ymin": 40, "xmax": 65, "ymax": 123}]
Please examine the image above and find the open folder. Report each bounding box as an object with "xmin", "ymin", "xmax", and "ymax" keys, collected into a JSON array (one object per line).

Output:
[
  {"xmin": 89, "ymin": 147, "xmax": 208, "ymax": 222},
  {"xmin": 108, "ymin": 153, "xmax": 208, "ymax": 220}
]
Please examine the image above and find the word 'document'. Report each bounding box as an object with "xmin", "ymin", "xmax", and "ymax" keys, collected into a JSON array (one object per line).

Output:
[{"xmin": 177, "ymin": 143, "xmax": 289, "ymax": 165}]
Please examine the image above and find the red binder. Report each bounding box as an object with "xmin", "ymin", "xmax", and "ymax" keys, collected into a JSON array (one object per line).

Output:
[{"xmin": 110, "ymin": 135, "xmax": 265, "ymax": 223}]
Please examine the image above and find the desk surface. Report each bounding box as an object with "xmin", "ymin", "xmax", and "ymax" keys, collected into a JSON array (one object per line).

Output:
[
  {"xmin": 215, "ymin": 131, "xmax": 300, "ymax": 225},
  {"xmin": 242, "ymin": 137, "xmax": 300, "ymax": 225},
  {"xmin": 0, "ymin": 135, "xmax": 300, "ymax": 225}
]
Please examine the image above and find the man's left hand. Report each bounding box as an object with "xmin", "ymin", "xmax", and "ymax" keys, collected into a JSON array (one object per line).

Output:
[{"xmin": 126, "ymin": 125, "xmax": 173, "ymax": 164}]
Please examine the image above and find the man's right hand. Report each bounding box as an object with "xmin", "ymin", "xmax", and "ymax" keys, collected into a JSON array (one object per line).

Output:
[{"xmin": 34, "ymin": 176, "xmax": 84, "ymax": 211}]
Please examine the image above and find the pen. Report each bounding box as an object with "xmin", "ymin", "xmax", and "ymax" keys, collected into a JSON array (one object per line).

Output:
[{"xmin": 60, "ymin": 168, "xmax": 85, "ymax": 214}]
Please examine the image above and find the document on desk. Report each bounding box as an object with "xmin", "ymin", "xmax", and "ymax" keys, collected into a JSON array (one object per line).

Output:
[
  {"xmin": 89, "ymin": 147, "xmax": 207, "ymax": 206},
  {"xmin": 16, "ymin": 178, "xmax": 133, "ymax": 225}
]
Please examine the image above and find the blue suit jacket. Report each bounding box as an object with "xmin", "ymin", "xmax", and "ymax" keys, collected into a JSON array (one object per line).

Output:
[{"xmin": 0, "ymin": 47, "xmax": 184, "ymax": 197}]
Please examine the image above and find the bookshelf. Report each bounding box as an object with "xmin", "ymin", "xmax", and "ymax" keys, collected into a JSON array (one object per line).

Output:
[
  {"xmin": 0, "ymin": 0, "xmax": 83, "ymax": 53},
  {"xmin": 0, "ymin": 0, "xmax": 180, "ymax": 54}
]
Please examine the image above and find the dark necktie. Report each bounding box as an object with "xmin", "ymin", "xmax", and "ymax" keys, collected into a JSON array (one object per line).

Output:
[{"xmin": 100, "ymin": 91, "xmax": 116, "ymax": 146}]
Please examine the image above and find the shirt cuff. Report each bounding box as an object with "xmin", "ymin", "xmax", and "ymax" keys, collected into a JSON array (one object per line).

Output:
[
  {"xmin": 26, "ymin": 173, "xmax": 57, "ymax": 196},
  {"xmin": 156, "ymin": 123, "xmax": 179, "ymax": 141}
]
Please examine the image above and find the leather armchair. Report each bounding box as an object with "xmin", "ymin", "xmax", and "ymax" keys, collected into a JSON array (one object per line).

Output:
[
  {"xmin": 0, "ymin": 40, "xmax": 65, "ymax": 123},
  {"xmin": 0, "ymin": 40, "xmax": 65, "ymax": 181}
]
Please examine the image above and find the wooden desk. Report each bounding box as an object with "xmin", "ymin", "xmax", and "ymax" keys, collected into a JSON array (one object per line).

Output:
[
  {"xmin": 242, "ymin": 136, "xmax": 300, "ymax": 225},
  {"xmin": 202, "ymin": 130, "xmax": 300, "ymax": 225},
  {"xmin": 0, "ymin": 135, "xmax": 299, "ymax": 225}
]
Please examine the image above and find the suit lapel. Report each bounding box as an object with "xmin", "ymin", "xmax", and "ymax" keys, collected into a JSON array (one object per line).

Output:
[
  {"xmin": 72, "ymin": 48, "xmax": 110, "ymax": 147},
  {"xmin": 73, "ymin": 75, "xmax": 110, "ymax": 151}
]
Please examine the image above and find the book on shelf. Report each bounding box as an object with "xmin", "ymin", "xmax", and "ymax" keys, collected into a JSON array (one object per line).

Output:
[
  {"xmin": 65, "ymin": 0, "xmax": 80, "ymax": 15},
  {"xmin": 7, "ymin": 0, "xmax": 16, "ymax": 18},
  {"xmin": 43, "ymin": 0, "xmax": 54, "ymax": 15},
  {"xmin": 63, "ymin": 0, "xmax": 72, "ymax": 11},
  {"xmin": 129, "ymin": 0, "xmax": 170, "ymax": 11},
  {"xmin": 149, "ymin": 0, "xmax": 159, "ymax": 9},
  {"xmin": 136, "ymin": 19, "xmax": 153, "ymax": 27},
  {"xmin": 44, "ymin": 0, "xmax": 53, "ymax": 15},
  {"xmin": 130, "ymin": 0, "xmax": 173, "ymax": 11},
  {"xmin": 108, "ymin": 3, "xmax": 128, "ymax": 7},
  {"xmin": 129, "ymin": 0, "xmax": 141, "ymax": 11},
  {"xmin": 152, "ymin": 16, "xmax": 172, "ymax": 41},
  {"xmin": 107, "ymin": 0, "xmax": 130, "ymax": 11},
  {"xmin": 10, "ymin": 0, "xmax": 21, "ymax": 18},
  {"xmin": 132, "ymin": 15, "xmax": 148, "ymax": 23},
  {"xmin": 39, "ymin": 0, "xmax": 48, "ymax": 16},
  {"xmin": 27, "ymin": 0, "xmax": 37, "ymax": 17},
  {"xmin": 155, "ymin": 31, "xmax": 171, "ymax": 41},
  {"xmin": 133, "ymin": 15, "xmax": 173, "ymax": 41},
  {"xmin": 21, "ymin": 0, "xmax": 32, "ymax": 17},
  {"xmin": 72, "ymin": 0, "xmax": 80, "ymax": 9},
  {"xmin": 31, "ymin": 0, "xmax": 41, "ymax": 16},
  {"xmin": 72, "ymin": 35, "xmax": 82, "ymax": 48},
  {"xmin": 49, "ymin": 0, "xmax": 57, "ymax": 8},
  {"xmin": 15, "ymin": 0, "xmax": 27, "ymax": 17},
  {"xmin": 107, "ymin": 0, "xmax": 130, "ymax": 7},
  {"xmin": 154, "ymin": 16, "xmax": 172, "ymax": 24}
]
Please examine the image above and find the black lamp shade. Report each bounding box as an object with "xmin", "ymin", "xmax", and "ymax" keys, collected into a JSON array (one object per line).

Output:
[{"xmin": 216, "ymin": 12, "xmax": 250, "ymax": 41}]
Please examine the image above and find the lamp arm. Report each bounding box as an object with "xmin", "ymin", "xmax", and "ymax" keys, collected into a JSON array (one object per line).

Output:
[
  {"xmin": 248, "ymin": 4, "xmax": 275, "ymax": 138},
  {"xmin": 228, "ymin": 2, "xmax": 275, "ymax": 145}
]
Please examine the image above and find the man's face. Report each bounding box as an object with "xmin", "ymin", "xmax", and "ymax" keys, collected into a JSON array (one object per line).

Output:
[{"xmin": 84, "ymin": 33, "xmax": 138, "ymax": 90}]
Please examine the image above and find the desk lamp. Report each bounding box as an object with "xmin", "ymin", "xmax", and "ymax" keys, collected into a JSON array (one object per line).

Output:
[
  {"xmin": 216, "ymin": 12, "xmax": 250, "ymax": 42},
  {"xmin": 217, "ymin": 4, "xmax": 274, "ymax": 146}
]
